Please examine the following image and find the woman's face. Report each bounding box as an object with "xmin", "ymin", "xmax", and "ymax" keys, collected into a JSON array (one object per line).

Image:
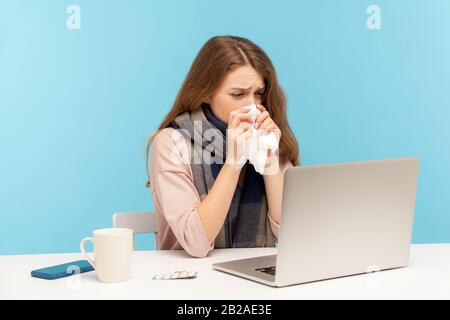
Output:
[{"xmin": 206, "ymin": 65, "xmax": 265, "ymax": 123}]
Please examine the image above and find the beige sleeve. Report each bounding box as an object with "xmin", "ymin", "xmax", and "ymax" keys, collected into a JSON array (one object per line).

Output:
[
  {"xmin": 150, "ymin": 128, "xmax": 213, "ymax": 258},
  {"xmin": 267, "ymin": 158, "xmax": 294, "ymax": 240}
]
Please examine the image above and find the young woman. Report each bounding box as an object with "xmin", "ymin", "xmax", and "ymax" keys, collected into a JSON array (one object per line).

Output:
[{"xmin": 145, "ymin": 35, "xmax": 299, "ymax": 258}]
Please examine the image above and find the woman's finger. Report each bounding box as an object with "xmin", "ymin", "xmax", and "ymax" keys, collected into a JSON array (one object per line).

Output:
[
  {"xmin": 229, "ymin": 112, "xmax": 253, "ymax": 129},
  {"xmin": 256, "ymin": 104, "xmax": 267, "ymax": 113},
  {"xmin": 228, "ymin": 108, "xmax": 250, "ymax": 127},
  {"xmin": 260, "ymin": 117, "xmax": 274, "ymax": 130},
  {"xmin": 236, "ymin": 127, "xmax": 254, "ymax": 147},
  {"xmin": 238, "ymin": 121, "xmax": 253, "ymax": 131},
  {"xmin": 255, "ymin": 111, "xmax": 270, "ymax": 128}
]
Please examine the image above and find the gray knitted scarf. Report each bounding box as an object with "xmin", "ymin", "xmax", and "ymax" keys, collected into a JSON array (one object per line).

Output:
[{"xmin": 170, "ymin": 107, "xmax": 276, "ymax": 248}]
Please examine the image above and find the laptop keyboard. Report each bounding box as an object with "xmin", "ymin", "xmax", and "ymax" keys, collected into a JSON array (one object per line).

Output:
[{"xmin": 255, "ymin": 266, "xmax": 276, "ymax": 276}]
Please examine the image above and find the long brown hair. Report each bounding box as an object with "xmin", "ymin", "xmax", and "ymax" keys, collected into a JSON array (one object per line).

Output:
[{"xmin": 145, "ymin": 35, "xmax": 300, "ymax": 187}]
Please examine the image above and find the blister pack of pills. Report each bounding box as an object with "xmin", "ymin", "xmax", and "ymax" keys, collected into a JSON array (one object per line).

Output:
[{"xmin": 152, "ymin": 270, "xmax": 198, "ymax": 280}]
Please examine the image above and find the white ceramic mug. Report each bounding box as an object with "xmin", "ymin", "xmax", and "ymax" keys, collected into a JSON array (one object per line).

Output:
[{"xmin": 80, "ymin": 228, "xmax": 133, "ymax": 283}]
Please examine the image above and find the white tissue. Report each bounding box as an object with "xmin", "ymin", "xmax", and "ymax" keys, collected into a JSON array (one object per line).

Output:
[{"xmin": 241, "ymin": 104, "xmax": 279, "ymax": 174}]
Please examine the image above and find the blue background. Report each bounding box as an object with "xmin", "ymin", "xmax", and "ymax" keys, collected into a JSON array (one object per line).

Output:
[{"xmin": 1, "ymin": 0, "xmax": 449, "ymax": 255}]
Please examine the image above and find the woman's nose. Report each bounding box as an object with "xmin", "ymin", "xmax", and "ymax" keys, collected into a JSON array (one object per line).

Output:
[{"xmin": 243, "ymin": 96, "xmax": 256, "ymax": 106}]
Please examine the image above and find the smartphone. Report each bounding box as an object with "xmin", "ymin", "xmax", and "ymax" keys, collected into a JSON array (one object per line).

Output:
[{"xmin": 31, "ymin": 260, "xmax": 94, "ymax": 280}]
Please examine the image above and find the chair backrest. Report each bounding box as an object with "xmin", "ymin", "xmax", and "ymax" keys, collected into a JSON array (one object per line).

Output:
[{"xmin": 112, "ymin": 211, "xmax": 159, "ymax": 250}]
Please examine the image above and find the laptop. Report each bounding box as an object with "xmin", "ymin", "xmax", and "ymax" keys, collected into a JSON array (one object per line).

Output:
[{"xmin": 212, "ymin": 157, "xmax": 420, "ymax": 287}]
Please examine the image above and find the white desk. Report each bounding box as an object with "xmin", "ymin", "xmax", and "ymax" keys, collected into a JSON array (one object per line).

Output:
[{"xmin": 1, "ymin": 244, "xmax": 449, "ymax": 299}]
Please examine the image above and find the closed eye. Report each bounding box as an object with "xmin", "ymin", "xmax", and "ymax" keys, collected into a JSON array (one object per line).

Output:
[{"xmin": 230, "ymin": 92, "xmax": 264, "ymax": 98}]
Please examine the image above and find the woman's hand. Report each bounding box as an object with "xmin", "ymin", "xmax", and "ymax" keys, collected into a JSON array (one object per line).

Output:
[
  {"xmin": 225, "ymin": 108, "xmax": 254, "ymax": 172},
  {"xmin": 255, "ymin": 105, "xmax": 281, "ymax": 144},
  {"xmin": 255, "ymin": 105, "xmax": 282, "ymax": 173}
]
